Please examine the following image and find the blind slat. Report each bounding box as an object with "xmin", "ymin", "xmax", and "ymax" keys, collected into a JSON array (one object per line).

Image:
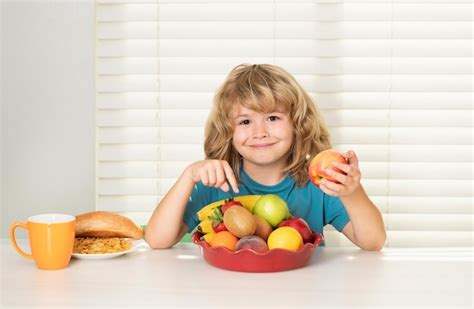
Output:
[
  {"xmin": 97, "ymin": 126, "xmax": 473, "ymax": 148},
  {"xmin": 97, "ymin": 178, "xmax": 472, "ymax": 197},
  {"xmin": 97, "ymin": 39, "xmax": 471, "ymax": 57},
  {"xmin": 97, "ymin": 57, "xmax": 473, "ymax": 75},
  {"xmin": 97, "ymin": 3, "xmax": 471, "ymax": 22},
  {"xmin": 97, "ymin": 109, "xmax": 471, "ymax": 128},
  {"xmin": 98, "ymin": 161, "xmax": 473, "ymax": 182},
  {"xmin": 97, "ymin": 74, "xmax": 472, "ymax": 92},
  {"xmin": 97, "ymin": 92, "xmax": 472, "ymax": 110},
  {"xmin": 387, "ymin": 214, "xmax": 473, "ymax": 231},
  {"xmin": 99, "ymin": 144, "xmax": 473, "ymax": 163},
  {"xmin": 97, "ymin": 21, "xmax": 472, "ymax": 40},
  {"xmin": 97, "ymin": 0, "xmax": 473, "ymax": 4}
]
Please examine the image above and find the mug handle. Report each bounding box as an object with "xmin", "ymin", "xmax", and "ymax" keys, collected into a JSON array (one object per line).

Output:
[{"xmin": 9, "ymin": 222, "xmax": 33, "ymax": 260}]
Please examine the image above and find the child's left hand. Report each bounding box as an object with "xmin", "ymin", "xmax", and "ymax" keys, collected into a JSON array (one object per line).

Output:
[{"xmin": 319, "ymin": 150, "xmax": 361, "ymax": 197}]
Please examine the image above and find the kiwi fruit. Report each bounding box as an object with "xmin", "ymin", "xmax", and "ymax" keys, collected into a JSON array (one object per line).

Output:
[{"xmin": 223, "ymin": 206, "xmax": 256, "ymax": 238}]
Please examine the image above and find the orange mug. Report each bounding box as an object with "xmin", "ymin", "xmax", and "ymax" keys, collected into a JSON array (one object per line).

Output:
[{"xmin": 10, "ymin": 214, "xmax": 76, "ymax": 270}]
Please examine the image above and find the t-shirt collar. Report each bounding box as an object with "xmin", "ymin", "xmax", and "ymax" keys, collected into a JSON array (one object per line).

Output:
[{"xmin": 240, "ymin": 167, "xmax": 294, "ymax": 194}]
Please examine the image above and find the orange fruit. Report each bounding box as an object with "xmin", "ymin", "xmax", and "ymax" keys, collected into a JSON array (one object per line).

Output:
[
  {"xmin": 209, "ymin": 231, "xmax": 238, "ymax": 251},
  {"xmin": 267, "ymin": 227, "xmax": 303, "ymax": 251}
]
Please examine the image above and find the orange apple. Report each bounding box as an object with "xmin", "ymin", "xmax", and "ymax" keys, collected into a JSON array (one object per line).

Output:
[{"xmin": 308, "ymin": 150, "xmax": 347, "ymax": 187}]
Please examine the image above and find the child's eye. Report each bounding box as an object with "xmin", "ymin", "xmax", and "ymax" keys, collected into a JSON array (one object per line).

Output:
[
  {"xmin": 239, "ymin": 119, "xmax": 250, "ymax": 125},
  {"xmin": 268, "ymin": 115, "xmax": 280, "ymax": 121}
]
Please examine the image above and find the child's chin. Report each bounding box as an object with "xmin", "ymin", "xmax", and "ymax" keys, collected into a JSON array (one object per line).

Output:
[{"xmin": 246, "ymin": 157, "xmax": 283, "ymax": 166}]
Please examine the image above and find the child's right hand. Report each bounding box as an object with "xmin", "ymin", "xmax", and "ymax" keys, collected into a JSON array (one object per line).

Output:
[{"xmin": 185, "ymin": 160, "xmax": 239, "ymax": 193}]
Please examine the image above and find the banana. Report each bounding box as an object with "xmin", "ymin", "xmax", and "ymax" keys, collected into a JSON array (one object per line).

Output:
[
  {"xmin": 237, "ymin": 195, "xmax": 262, "ymax": 212},
  {"xmin": 196, "ymin": 200, "xmax": 226, "ymax": 221},
  {"xmin": 196, "ymin": 219, "xmax": 214, "ymax": 234},
  {"xmin": 200, "ymin": 232, "xmax": 216, "ymax": 244},
  {"xmin": 196, "ymin": 195, "xmax": 262, "ymax": 221}
]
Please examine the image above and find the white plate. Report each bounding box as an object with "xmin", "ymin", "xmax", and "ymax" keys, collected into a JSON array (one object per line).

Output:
[{"xmin": 72, "ymin": 239, "xmax": 147, "ymax": 260}]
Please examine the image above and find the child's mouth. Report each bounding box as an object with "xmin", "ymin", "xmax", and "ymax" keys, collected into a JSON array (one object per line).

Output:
[{"xmin": 250, "ymin": 143, "xmax": 275, "ymax": 149}]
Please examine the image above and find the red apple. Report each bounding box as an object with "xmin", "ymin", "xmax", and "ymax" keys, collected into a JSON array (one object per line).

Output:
[
  {"xmin": 308, "ymin": 149, "xmax": 347, "ymax": 187},
  {"xmin": 278, "ymin": 217, "xmax": 313, "ymax": 244}
]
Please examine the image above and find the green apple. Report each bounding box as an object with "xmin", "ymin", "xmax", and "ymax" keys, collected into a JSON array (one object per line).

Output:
[{"xmin": 253, "ymin": 194, "xmax": 290, "ymax": 227}]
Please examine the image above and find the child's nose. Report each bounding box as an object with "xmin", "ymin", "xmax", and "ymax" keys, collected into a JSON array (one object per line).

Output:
[{"xmin": 252, "ymin": 123, "xmax": 269, "ymax": 139}]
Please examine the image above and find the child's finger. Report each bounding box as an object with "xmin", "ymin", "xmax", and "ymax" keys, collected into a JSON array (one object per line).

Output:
[
  {"xmin": 342, "ymin": 150, "xmax": 359, "ymax": 166},
  {"xmin": 347, "ymin": 150, "xmax": 359, "ymax": 166},
  {"xmin": 214, "ymin": 163, "xmax": 226, "ymax": 188},
  {"xmin": 333, "ymin": 160, "xmax": 360, "ymax": 177},
  {"xmin": 220, "ymin": 182, "xmax": 230, "ymax": 192},
  {"xmin": 200, "ymin": 170, "xmax": 209, "ymax": 186},
  {"xmin": 320, "ymin": 179, "xmax": 342, "ymax": 194},
  {"xmin": 319, "ymin": 183, "xmax": 338, "ymax": 197},
  {"xmin": 222, "ymin": 162, "xmax": 239, "ymax": 193},
  {"xmin": 325, "ymin": 168, "xmax": 349, "ymax": 185},
  {"xmin": 332, "ymin": 161, "xmax": 351, "ymax": 175},
  {"xmin": 207, "ymin": 169, "xmax": 217, "ymax": 187}
]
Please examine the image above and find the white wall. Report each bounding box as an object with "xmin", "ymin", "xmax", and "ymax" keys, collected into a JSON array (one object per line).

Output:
[{"xmin": 1, "ymin": 0, "xmax": 95, "ymax": 238}]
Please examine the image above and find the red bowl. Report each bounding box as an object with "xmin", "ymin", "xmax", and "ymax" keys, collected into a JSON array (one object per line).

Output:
[{"xmin": 192, "ymin": 231, "xmax": 324, "ymax": 272}]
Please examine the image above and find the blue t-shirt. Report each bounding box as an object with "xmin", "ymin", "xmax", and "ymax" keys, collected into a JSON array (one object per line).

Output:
[{"xmin": 183, "ymin": 168, "xmax": 350, "ymax": 240}]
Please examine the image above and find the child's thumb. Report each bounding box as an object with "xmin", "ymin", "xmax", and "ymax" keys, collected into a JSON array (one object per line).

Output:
[{"xmin": 347, "ymin": 150, "xmax": 359, "ymax": 165}]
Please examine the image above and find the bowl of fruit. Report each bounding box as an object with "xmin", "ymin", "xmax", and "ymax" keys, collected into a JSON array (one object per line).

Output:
[{"xmin": 192, "ymin": 194, "xmax": 324, "ymax": 272}]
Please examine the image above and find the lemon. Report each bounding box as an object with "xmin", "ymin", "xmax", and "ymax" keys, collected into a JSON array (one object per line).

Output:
[{"xmin": 267, "ymin": 227, "xmax": 303, "ymax": 251}]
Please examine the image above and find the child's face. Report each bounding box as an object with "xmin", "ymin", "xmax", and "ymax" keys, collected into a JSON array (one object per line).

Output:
[{"xmin": 232, "ymin": 104, "xmax": 293, "ymax": 169}]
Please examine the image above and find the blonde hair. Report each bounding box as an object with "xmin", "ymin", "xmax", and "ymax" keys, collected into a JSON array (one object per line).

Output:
[{"xmin": 204, "ymin": 64, "xmax": 331, "ymax": 186}]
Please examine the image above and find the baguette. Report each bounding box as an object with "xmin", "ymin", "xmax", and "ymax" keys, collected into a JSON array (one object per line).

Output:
[{"xmin": 75, "ymin": 211, "xmax": 144, "ymax": 240}]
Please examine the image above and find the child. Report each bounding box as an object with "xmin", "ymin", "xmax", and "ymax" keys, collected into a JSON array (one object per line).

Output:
[{"xmin": 145, "ymin": 64, "xmax": 386, "ymax": 250}]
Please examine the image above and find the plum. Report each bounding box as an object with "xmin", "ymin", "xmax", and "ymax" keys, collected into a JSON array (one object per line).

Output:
[{"xmin": 235, "ymin": 235, "xmax": 269, "ymax": 253}]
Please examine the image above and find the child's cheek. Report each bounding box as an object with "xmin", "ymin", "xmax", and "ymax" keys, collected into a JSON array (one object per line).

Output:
[{"xmin": 232, "ymin": 128, "xmax": 247, "ymax": 145}]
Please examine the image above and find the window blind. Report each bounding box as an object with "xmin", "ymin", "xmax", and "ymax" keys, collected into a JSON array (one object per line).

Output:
[{"xmin": 96, "ymin": 0, "xmax": 473, "ymax": 247}]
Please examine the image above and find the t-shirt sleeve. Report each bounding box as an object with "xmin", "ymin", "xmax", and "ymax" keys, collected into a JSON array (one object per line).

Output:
[
  {"xmin": 323, "ymin": 194, "xmax": 350, "ymax": 232},
  {"xmin": 182, "ymin": 182, "xmax": 212, "ymax": 233}
]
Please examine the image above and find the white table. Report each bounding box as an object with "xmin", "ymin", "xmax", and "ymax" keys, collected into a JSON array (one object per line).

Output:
[{"xmin": 1, "ymin": 239, "xmax": 472, "ymax": 308}]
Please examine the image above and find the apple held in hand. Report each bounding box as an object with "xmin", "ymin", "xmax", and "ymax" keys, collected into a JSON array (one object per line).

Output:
[
  {"xmin": 253, "ymin": 194, "xmax": 290, "ymax": 228},
  {"xmin": 278, "ymin": 217, "xmax": 313, "ymax": 243},
  {"xmin": 308, "ymin": 149, "xmax": 347, "ymax": 187}
]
